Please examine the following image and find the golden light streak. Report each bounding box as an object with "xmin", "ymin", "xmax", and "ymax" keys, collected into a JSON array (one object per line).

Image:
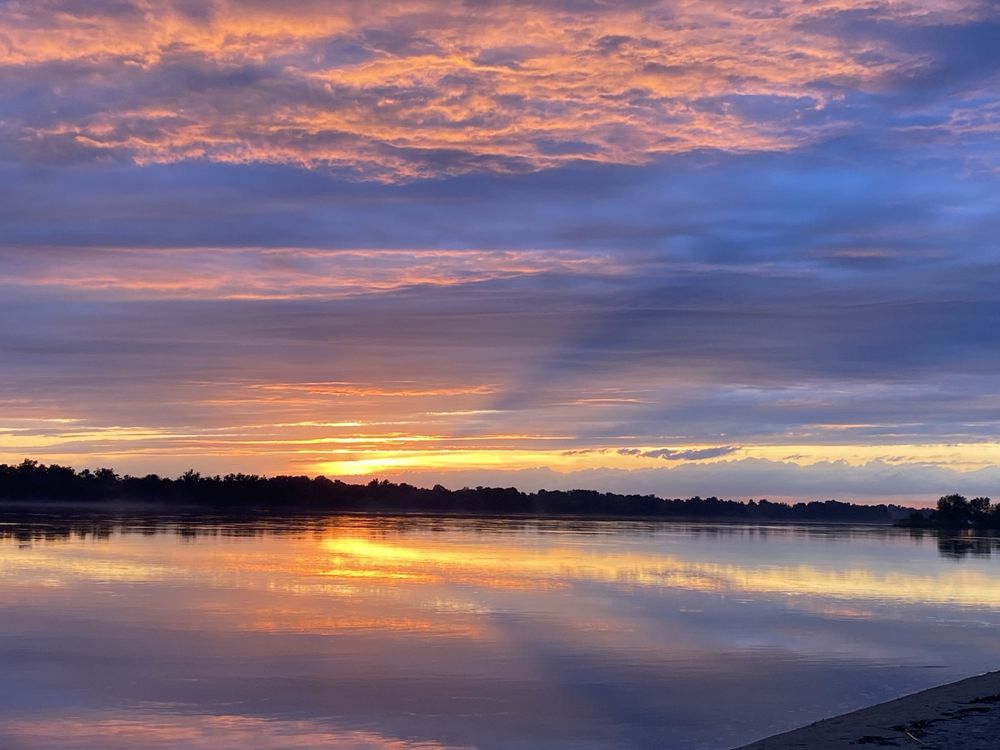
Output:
[
  {"xmin": 316, "ymin": 443, "xmax": 1000, "ymax": 477},
  {"xmin": 6, "ymin": 405, "xmax": 1000, "ymax": 480},
  {"xmin": 314, "ymin": 533, "xmax": 1000, "ymax": 609},
  {"xmin": 12, "ymin": 522, "xmax": 1000, "ymax": 612}
]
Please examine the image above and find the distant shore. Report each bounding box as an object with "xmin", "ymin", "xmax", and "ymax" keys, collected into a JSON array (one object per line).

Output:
[
  {"xmin": 735, "ymin": 670, "xmax": 1000, "ymax": 750},
  {"xmin": 0, "ymin": 459, "xmax": 915, "ymax": 524},
  {"xmin": 0, "ymin": 498, "xmax": 909, "ymax": 528}
]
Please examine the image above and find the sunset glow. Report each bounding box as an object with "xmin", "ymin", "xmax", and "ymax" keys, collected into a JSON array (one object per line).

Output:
[{"xmin": 2, "ymin": 1, "xmax": 999, "ymax": 503}]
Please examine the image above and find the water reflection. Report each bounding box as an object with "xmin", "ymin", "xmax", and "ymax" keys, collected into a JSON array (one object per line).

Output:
[
  {"xmin": 4, "ymin": 713, "xmax": 469, "ymax": 750},
  {"xmin": 1, "ymin": 511, "xmax": 999, "ymax": 750}
]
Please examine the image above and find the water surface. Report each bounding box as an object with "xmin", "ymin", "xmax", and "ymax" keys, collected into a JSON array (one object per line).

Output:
[{"xmin": 2, "ymin": 511, "xmax": 999, "ymax": 749}]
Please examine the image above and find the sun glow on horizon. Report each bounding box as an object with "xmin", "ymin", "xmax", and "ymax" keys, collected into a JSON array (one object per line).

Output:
[
  {"xmin": 5, "ymin": 366, "xmax": 1000, "ymax": 505},
  {"xmin": 1, "ymin": 0, "xmax": 998, "ymax": 502}
]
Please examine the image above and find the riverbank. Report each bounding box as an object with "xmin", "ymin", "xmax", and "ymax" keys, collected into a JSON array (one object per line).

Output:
[
  {"xmin": 735, "ymin": 670, "xmax": 1000, "ymax": 749},
  {"xmin": 0, "ymin": 460, "xmax": 915, "ymax": 524}
]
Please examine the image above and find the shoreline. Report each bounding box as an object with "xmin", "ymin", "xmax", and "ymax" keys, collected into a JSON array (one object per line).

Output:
[
  {"xmin": 0, "ymin": 499, "xmax": 904, "ymax": 525},
  {"xmin": 735, "ymin": 670, "xmax": 1000, "ymax": 749}
]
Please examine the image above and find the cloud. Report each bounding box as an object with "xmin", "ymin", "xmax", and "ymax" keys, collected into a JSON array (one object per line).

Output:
[
  {"xmin": 0, "ymin": 247, "xmax": 622, "ymax": 299},
  {"xmin": 0, "ymin": 2, "xmax": 998, "ymax": 500},
  {"xmin": 630, "ymin": 446, "xmax": 741, "ymax": 461},
  {"xmin": 0, "ymin": 1, "xmax": 995, "ymax": 180}
]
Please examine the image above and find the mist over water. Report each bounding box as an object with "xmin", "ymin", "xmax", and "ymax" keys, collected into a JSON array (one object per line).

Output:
[{"xmin": 2, "ymin": 513, "xmax": 999, "ymax": 750}]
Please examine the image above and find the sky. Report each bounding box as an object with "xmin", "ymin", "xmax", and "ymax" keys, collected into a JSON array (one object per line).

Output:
[{"xmin": 1, "ymin": 0, "xmax": 999, "ymax": 504}]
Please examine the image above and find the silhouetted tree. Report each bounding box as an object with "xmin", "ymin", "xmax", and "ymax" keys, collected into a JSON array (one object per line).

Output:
[
  {"xmin": 935, "ymin": 494, "xmax": 971, "ymax": 526},
  {"xmin": 0, "ymin": 457, "xmax": 918, "ymax": 524},
  {"xmin": 971, "ymin": 496, "xmax": 992, "ymax": 516}
]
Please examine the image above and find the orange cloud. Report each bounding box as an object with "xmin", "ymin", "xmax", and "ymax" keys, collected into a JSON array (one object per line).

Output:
[
  {"xmin": 0, "ymin": 247, "xmax": 622, "ymax": 299},
  {"xmin": 3, "ymin": 1, "xmax": 989, "ymax": 180}
]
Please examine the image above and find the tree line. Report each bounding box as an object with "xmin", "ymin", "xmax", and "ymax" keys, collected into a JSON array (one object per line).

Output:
[
  {"xmin": 901, "ymin": 494, "xmax": 1000, "ymax": 529},
  {"xmin": 0, "ymin": 459, "xmax": 919, "ymax": 523}
]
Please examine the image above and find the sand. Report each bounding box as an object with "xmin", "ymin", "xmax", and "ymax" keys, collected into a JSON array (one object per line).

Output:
[{"xmin": 734, "ymin": 670, "xmax": 1000, "ymax": 749}]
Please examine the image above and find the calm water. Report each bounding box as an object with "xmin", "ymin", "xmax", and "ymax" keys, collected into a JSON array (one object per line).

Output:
[{"xmin": 1, "ymin": 512, "xmax": 999, "ymax": 750}]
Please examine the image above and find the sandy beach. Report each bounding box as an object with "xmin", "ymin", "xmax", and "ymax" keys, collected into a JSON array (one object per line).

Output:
[{"xmin": 735, "ymin": 671, "xmax": 1000, "ymax": 749}]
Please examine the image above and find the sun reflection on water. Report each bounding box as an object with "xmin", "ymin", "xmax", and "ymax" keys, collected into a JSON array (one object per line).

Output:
[{"xmin": 2, "ymin": 516, "xmax": 1000, "ymax": 750}]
